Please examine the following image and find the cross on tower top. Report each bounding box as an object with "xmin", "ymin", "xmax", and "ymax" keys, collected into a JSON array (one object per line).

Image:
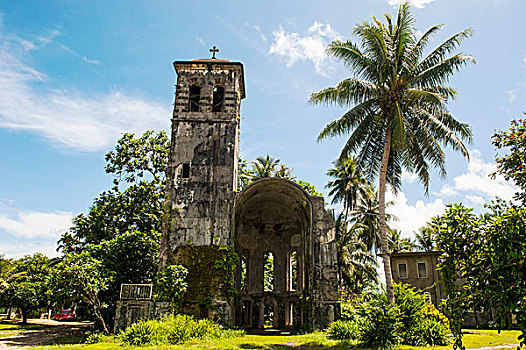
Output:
[{"xmin": 209, "ymin": 46, "xmax": 219, "ymax": 59}]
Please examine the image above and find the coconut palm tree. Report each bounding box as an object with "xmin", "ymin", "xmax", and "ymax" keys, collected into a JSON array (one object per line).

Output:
[
  {"xmin": 249, "ymin": 155, "xmax": 281, "ymax": 180},
  {"xmin": 326, "ymin": 157, "xmax": 372, "ymax": 223},
  {"xmin": 310, "ymin": 3, "xmax": 473, "ymax": 302},
  {"xmin": 389, "ymin": 229, "xmax": 416, "ymax": 253},
  {"xmin": 328, "ymin": 209, "xmax": 378, "ymax": 296},
  {"xmin": 415, "ymin": 225, "xmax": 436, "ymax": 251},
  {"xmin": 348, "ymin": 189, "xmax": 396, "ymax": 253}
]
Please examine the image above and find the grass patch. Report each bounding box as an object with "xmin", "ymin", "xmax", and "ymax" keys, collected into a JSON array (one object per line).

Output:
[{"xmin": 29, "ymin": 329, "xmax": 523, "ymax": 350}]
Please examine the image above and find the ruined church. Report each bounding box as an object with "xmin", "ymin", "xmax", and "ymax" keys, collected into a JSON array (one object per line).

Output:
[{"xmin": 117, "ymin": 53, "xmax": 340, "ymax": 331}]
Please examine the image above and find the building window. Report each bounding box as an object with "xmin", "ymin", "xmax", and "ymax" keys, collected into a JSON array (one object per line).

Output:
[
  {"xmin": 240, "ymin": 251, "xmax": 248, "ymax": 291},
  {"xmin": 398, "ymin": 263, "xmax": 408, "ymax": 279},
  {"xmin": 263, "ymin": 252, "xmax": 274, "ymax": 292},
  {"xmin": 417, "ymin": 262, "xmax": 427, "ymax": 278},
  {"xmin": 182, "ymin": 163, "xmax": 190, "ymax": 178},
  {"xmin": 188, "ymin": 85, "xmax": 200, "ymax": 112},
  {"xmin": 212, "ymin": 86, "xmax": 224, "ymax": 112},
  {"xmin": 289, "ymin": 250, "xmax": 298, "ymax": 291}
]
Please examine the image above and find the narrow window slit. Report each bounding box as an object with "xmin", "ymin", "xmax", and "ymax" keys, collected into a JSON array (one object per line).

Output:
[
  {"xmin": 212, "ymin": 86, "xmax": 224, "ymax": 112},
  {"xmin": 182, "ymin": 163, "xmax": 190, "ymax": 178},
  {"xmin": 188, "ymin": 85, "xmax": 200, "ymax": 112},
  {"xmin": 289, "ymin": 251, "xmax": 298, "ymax": 291},
  {"xmin": 263, "ymin": 252, "xmax": 274, "ymax": 292}
]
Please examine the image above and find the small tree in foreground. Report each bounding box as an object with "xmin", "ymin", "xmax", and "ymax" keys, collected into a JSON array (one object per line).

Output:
[{"xmin": 55, "ymin": 252, "xmax": 112, "ymax": 334}]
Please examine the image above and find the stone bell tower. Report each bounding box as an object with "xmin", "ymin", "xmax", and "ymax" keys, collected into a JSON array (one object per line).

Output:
[{"xmin": 159, "ymin": 51, "xmax": 245, "ymax": 323}]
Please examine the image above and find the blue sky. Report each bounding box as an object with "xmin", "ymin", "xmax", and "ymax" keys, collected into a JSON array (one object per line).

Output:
[{"xmin": 0, "ymin": 0, "xmax": 523, "ymax": 258}]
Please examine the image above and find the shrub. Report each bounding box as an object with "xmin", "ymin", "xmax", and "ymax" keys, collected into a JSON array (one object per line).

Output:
[
  {"xmin": 356, "ymin": 294, "xmax": 400, "ymax": 348},
  {"xmin": 418, "ymin": 318, "xmax": 449, "ymax": 346},
  {"xmin": 340, "ymin": 301, "xmax": 360, "ymax": 322},
  {"xmin": 394, "ymin": 283, "xmax": 428, "ymax": 346},
  {"xmin": 153, "ymin": 264, "xmax": 188, "ymax": 313},
  {"xmin": 162, "ymin": 314, "xmax": 244, "ymax": 344},
  {"xmin": 119, "ymin": 314, "xmax": 245, "ymax": 345},
  {"xmin": 393, "ymin": 284, "xmax": 449, "ymax": 346},
  {"xmin": 120, "ymin": 319, "xmax": 164, "ymax": 345},
  {"xmin": 422, "ymin": 303, "xmax": 449, "ymax": 328},
  {"xmin": 327, "ymin": 320, "xmax": 358, "ymax": 340}
]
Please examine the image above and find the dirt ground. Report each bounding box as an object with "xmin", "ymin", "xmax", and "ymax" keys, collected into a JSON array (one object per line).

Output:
[{"xmin": 0, "ymin": 319, "xmax": 93, "ymax": 349}]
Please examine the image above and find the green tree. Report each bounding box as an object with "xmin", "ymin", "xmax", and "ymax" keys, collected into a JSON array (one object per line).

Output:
[
  {"xmin": 414, "ymin": 225, "xmax": 436, "ymax": 251},
  {"xmin": 432, "ymin": 204, "xmax": 478, "ymax": 350},
  {"xmin": 58, "ymin": 131, "xmax": 168, "ymax": 324},
  {"xmin": 153, "ymin": 265, "xmax": 188, "ymax": 314},
  {"xmin": 310, "ymin": 3, "xmax": 473, "ymax": 302},
  {"xmin": 248, "ymin": 155, "xmax": 283, "ymax": 180},
  {"xmin": 326, "ymin": 157, "xmax": 372, "ymax": 223},
  {"xmin": 240, "ymin": 155, "xmax": 323, "ymax": 197},
  {"xmin": 0, "ymin": 254, "xmax": 52, "ymax": 323},
  {"xmin": 348, "ymin": 189, "xmax": 396, "ymax": 253},
  {"xmin": 475, "ymin": 201, "xmax": 526, "ymax": 349},
  {"xmin": 55, "ymin": 252, "xmax": 112, "ymax": 333},
  {"xmin": 389, "ymin": 229, "xmax": 416, "ymax": 253},
  {"xmin": 491, "ymin": 117, "xmax": 526, "ymax": 204},
  {"xmin": 329, "ymin": 210, "xmax": 378, "ymax": 296}
]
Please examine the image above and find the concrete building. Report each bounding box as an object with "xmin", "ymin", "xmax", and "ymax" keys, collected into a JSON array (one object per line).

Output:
[{"xmin": 390, "ymin": 251, "xmax": 444, "ymax": 308}]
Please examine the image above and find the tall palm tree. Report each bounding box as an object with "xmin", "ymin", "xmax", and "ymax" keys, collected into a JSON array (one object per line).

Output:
[
  {"xmin": 326, "ymin": 157, "xmax": 372, "ymax": 223},
  {"xmin": 310, "ymin": 3, "xmax": 473, "ymax": 302},
  {"xmin": 348, "ymin": 189, "xmax": 397, "ymax": 253},
  {"xmin": 328, "ymin": 209, "xmax": 378, "ymax": 296}
]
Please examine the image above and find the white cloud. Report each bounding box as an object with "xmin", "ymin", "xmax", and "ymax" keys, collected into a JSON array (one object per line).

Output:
[
  {"xmin": 0, "ymin": 32, "xmax": 169, "ymax": 152},
  {"xmin": 386, "ymin": 190, "xmax": 446, "ymax": 238},
  {"xmin": 446, "ymin": 149, "xmax": 518, "ymax": 201},
  {"xmin": 269, "ymin": 21, "xmax": 342, "ymax": 76},
  {"xmin": 59, "ymin": 44, "xmax": 100, "ymax": 65},
  {"xmin": 401, "ymin": 170, "xmax": 418, "ymax": 183},
  {"xmin": 0, "ymin": 209, "xmax": 72, "ymax": 239},
  {"xmin": 0, "ymin": 241, "xmax": 62, "ymax": 259},
  {"xmin": 506, "ymin": 89, "xmax": 517, "ymax": 102},
  {"xmin": 245, "ymin": 23, "xmax": 267, "ymax": 43},
  {"xmin": 438, "ymin": 184, "xmax": 457, "ymax": 197},
  {"xmin": 387, "ymin": 0, "xmax": 436, "ymax": 8},
  {"xmin": 195, "ymin": 36, "xmax": 205, "ymax": 47},
  {"xmin": 385, "ymin": 150, "xmax": 518, "ymax": 241}
]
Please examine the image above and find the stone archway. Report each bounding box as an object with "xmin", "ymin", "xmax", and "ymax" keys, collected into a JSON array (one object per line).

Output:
[{"xmin": 234, "ymin": 178, "xmax": 312, "ymax": 329}]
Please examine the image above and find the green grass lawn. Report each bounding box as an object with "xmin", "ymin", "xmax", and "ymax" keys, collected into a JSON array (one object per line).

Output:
[{"xmin": 28, "ymin": 329, "xmax": 522, "ymax": 350}]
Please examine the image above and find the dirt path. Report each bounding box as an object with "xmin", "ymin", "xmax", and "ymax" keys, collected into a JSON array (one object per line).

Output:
[{"xmin": 0, "ymin": 320, "xmax": 93, "ymax": 349}]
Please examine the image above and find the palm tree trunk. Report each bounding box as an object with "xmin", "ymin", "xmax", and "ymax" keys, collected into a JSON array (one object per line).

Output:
[{"xmin": 379, "ymin": 127, "xmax": 395, "ymax": 304}]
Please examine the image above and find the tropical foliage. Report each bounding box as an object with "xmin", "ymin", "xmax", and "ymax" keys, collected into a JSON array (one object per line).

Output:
[
  {"xmin": 310, "ymin": 2, "xmax": 473, "ymax": 302},
  {"xmin": 433, "ymin": 201, "xmax": 526, "ymax": 350},
  {"xmin": 491, "ymin": 116, "xmax": 526, "ymax": 204},
  {"xmin": 0, "ymin": 253, "xmax": 52, "ymax": 324}
]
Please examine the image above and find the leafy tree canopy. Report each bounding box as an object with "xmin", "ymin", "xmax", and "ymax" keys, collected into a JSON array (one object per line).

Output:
[
  {"xmin": 0, "ymin": 253, "xmax": 52, "ymax": 323},
  {"xmin": 492, "ymin": 117, "xmax": 526, "ymax": 204}
]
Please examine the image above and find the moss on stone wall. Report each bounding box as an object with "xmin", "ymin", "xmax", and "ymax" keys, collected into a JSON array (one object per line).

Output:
[{"xmin": 173, "ymin": 245, "xmax": 238, "ymax": 323}]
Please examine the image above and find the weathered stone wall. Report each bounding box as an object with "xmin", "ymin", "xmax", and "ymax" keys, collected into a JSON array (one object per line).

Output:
[
  {"xmin": 114, "ymin": 301, "xmax": 169, "ymax": 333},
  {"xmin": 172, "ymin": 245, "xmax": 236, "ymax": 325},
  {"xmin": 160, "ymin": 61, "xmax": 243, "ymax": 270},
  {"xmin": 310, "ymin": 196, "xmax": 340, "ymax": 330},
  {"xmin": 233, "ymin": 179, "xmax": 340, "ymax": 330}
]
